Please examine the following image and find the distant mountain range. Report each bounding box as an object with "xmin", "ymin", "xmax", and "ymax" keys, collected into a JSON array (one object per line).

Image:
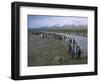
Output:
[{"xmin": 30, "ymin": 24, "xmax": 87, "ymax": 30}]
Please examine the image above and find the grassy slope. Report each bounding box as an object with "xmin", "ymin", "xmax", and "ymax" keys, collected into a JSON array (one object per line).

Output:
[{"xmin": 60, "ymin": 29, "xmax": 87, "ymax": 33}]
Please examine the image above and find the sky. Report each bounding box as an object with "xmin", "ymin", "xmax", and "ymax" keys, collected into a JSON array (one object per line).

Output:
[{"xmin": 28, "ymin": 15, "xmax": 88, "ymax": 28}]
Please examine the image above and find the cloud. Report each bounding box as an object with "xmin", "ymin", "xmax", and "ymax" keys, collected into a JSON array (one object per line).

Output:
[{"xmin": 28, "ymin": 15, "xmax": 88, "ymax": 28}]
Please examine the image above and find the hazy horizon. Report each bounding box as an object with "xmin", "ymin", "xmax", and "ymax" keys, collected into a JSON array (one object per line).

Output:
[{"xmin": 28, "ymin": 15, "xmax": 88, "ymax": 29}]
